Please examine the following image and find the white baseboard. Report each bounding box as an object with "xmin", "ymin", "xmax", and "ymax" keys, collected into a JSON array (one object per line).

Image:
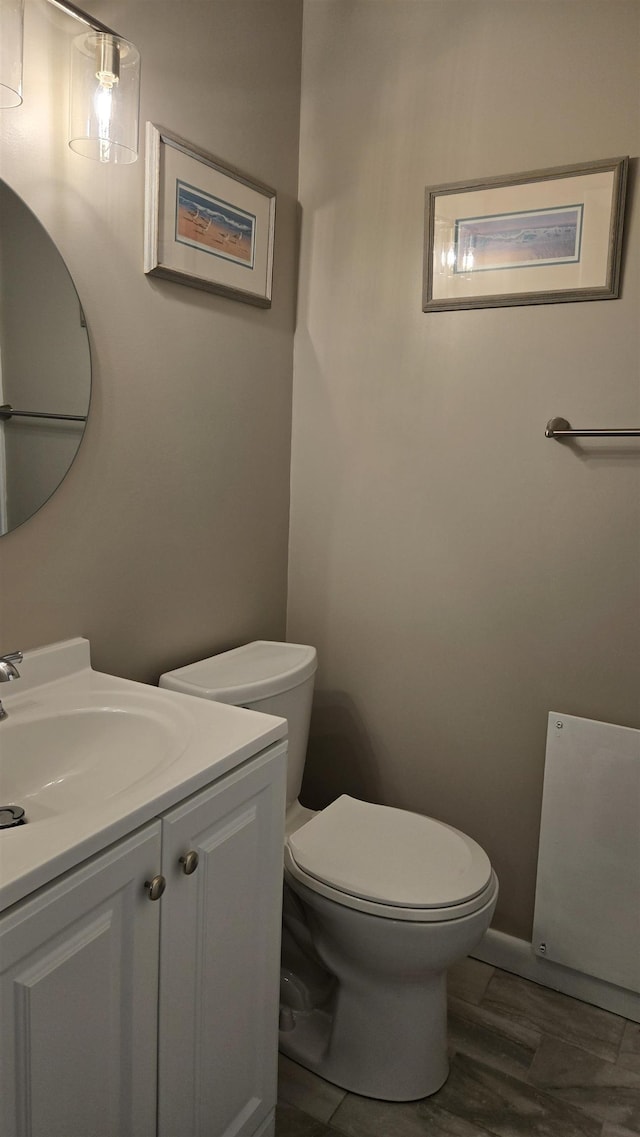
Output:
[{"xmin": 472, "ymin": 928, "xmax": 640, "ymax": 1024}]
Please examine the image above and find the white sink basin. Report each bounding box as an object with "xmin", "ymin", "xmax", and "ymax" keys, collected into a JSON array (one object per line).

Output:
[
  {"xmin": 0, "ymin": 700, "xmax": 188, "ymax": 823},
  {"xmin": 0, "ymin": 637, "xmax": 287, "ymax": 914}
]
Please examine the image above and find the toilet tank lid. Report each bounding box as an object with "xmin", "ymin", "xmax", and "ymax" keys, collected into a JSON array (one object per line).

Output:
[
  {"xmin": 286, "ymin": 795, "xmax": 492, "ymax": 909},
  {"xmin": 159, "ymin": 641, "xmax": 317, "ymax": 704}
]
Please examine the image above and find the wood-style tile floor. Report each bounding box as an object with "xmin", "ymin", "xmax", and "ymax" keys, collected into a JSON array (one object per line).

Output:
[{"xmin": 276, "ymin": 958, "xmax": 640, "ymax": 1137}]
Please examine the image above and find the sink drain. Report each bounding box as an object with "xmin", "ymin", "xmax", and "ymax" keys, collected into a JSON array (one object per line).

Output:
[{"xmin": 0, "ymin": 805, "xmax": 26, "ymax": 829}]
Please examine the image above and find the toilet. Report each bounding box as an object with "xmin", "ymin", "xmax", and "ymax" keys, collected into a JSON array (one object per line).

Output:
[{"xmin": 160, "ymin": 641, "xmax": 498, "ymax": 1102}]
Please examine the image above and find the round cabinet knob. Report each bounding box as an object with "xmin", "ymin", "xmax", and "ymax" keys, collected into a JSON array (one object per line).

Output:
[
  {"xmin": 144, "ymin": 874, "xmax": 166, "ymax": 901},
  {"xmin": 179, "ymin": 850, "xmax": 199, "ymax": 875}
]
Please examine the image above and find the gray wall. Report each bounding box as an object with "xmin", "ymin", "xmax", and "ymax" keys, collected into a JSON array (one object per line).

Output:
[
  {"xmin": 0, "ymin": 0, "xmax": 302, "ymax": 681},
  {"xmin": 288, "ymin": 0, "xmax": 640, "ymax": 940}
]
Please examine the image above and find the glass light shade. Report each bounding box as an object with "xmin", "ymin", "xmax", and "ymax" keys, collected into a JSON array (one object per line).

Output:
[
  {"xmin": 0, "ymin": 0, "xmax": 24, "ymax": 108},
  {"xmin": 69, "ymin": 30, "xmax": 140, "ymax": 163}
]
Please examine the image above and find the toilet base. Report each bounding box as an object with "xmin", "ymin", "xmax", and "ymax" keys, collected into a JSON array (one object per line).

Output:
[
  {"xmin": 278, "ymin": 969, "xmax": 449, "ymax": 1101},
  {"xmin": 279, "ymin": 870, "xmax": 499, "ymax": 1101}
]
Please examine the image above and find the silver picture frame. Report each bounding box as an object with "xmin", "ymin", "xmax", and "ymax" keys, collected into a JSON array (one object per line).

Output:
[
  {"xmin": 423, "ymin": 156, "xmax": 628, "ymax": 313},
  {"xmin": 144, "ymin": 123, "xmax": 276, "ymax": 308}
]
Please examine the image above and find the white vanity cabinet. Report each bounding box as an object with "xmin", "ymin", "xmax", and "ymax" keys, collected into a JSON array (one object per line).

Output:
[
  {"xmin": 157, "ymin": 745, "xmax": 286, "ymax": 1137},
  {"xmin": 0, "ymin": 823, "xmax": 162, "ymax": 1137},
  {"xmin": 0, "ymin": 742, "xmax": 287, "ymax": 1137}
]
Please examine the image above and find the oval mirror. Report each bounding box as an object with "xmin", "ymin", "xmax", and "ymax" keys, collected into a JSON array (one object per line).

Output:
[{"xmin": 0, "ymin": 180, "xmax": 91, "ymax": 535}]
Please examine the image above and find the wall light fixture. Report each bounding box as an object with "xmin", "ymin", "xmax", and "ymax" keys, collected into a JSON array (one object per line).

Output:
[{"xmin": 0, "ymin": 0, "xmax": 141, "ymax": 163}]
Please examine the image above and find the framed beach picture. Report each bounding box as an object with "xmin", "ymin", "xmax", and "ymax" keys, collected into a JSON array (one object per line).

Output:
[
  {"xmin": 144, "ymin": 124, "xmax": 276, "ymax": 307},
  {"xmin": 423, "ymin": 156, "xmax": 628, "ymax": 312}
]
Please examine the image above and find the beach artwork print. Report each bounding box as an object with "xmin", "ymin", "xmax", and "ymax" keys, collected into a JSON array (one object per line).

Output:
[
  {"xmin": 175, "ymin": 180, "xmax": 256, "ymax": 269},
  {"xmin": 454, "ymin": 204, "xmax": 584, "ymax": 274}
]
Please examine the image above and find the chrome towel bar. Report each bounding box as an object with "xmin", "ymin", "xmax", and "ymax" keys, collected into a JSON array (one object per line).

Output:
[
  {"xmin": 0, "ymin": 404, "xmax": 86, "ymax": 423},
  {"xmin": 545, "ymin": 416, "xmax": 640, "ymax": 439}
]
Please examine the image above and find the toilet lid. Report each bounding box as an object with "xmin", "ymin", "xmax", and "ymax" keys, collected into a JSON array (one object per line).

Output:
[{"xmin": 286, "ymin": 795, "xmax": 492, "ymax": 909}]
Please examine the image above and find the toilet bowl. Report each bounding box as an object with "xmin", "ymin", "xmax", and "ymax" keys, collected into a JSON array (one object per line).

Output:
[
  {"xmin": 160, "ymin": 641, "xmax": 498, "ymax": 1101},
  {"xmin": 282, "ymin": 793, "xmax": 497, "ymax": 1099}
]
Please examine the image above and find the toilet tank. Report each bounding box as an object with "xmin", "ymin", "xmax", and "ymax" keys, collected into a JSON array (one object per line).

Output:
[{"xmin": 159, "ymin": 641, "xmax": 317, "ymax": 808}]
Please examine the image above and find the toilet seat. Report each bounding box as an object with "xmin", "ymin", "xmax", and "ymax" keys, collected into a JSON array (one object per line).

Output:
[{"xmin": 285, "ymin": 795, "xmax": 496, "ymax": 923}]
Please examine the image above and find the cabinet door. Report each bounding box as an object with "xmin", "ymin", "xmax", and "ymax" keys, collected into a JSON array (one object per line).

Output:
[
  {"xmin": 0, "ymin": 823, "xmax": 162, "ymax": 1137},
  {"xmin": 158, "ymin": 743, "xmax": 287, "ymax": 1137}
]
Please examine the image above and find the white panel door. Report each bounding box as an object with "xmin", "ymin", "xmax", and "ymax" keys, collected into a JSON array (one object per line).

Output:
[
  {"xmin": 534, "ymin": 712, "xmax": 640, "ymax": 993},
  {"xmin": 0, "ymin": 823, "xmax": 162, "ymax": 1137},
  {"xmin": 157, "ymin": 743, "xmax": 286, "ymax": 1137}
]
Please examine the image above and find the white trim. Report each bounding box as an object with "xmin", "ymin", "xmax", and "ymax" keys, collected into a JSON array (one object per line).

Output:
[{"xmin": 472, "ymin": 928, "xmax": 640, "ymax": 1023}]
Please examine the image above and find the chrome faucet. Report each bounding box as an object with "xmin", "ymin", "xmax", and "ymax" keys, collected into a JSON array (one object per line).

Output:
[{"xmin": 0, "ymin": 651, "xmax": 23, "ymax": 720}]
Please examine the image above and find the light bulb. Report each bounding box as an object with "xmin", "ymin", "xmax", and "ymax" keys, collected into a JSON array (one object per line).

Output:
[{"xmin": 94, "ymin": 83, "xmax": 113, "ymax": 161}]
